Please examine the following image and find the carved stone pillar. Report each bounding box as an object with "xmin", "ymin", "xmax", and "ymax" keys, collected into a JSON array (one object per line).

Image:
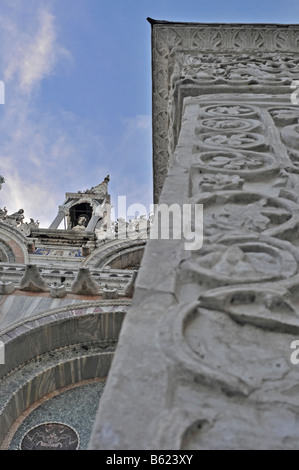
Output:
[
  {"xmin": 89, "ymin": 21, "xmax": 299, "ymax": 450},
  {"xmin": 48, "ymin": 209, "xmax": 65, "ymax": 229}
]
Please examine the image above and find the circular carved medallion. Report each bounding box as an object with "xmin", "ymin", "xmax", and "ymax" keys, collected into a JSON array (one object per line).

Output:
[
  {"xmin": 197, "ymin": 132, "xmax": 265, "ymax": 150},
  {"xmin": 202, "ymin": 104, "xmax": 258, "ymax": 118},
  {"xmin": 199, "ymin": 118, "xmax": 254, "ymax": 131},
  {"xmin": 20, "ymin": 422, "xmax": 80, "ymax": 450}
]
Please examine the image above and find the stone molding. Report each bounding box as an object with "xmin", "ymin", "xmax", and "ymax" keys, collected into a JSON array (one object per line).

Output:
[
  {"xmin": 0, "ymin": 221, "xmax": 30, "ymax": 263},
  {"xmin": 150, "ymin": 21, "xmax": 299, "ymax": 202}
]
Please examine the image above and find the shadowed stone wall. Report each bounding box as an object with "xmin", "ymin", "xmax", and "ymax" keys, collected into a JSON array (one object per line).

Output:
[{"xmin": 89, "ymin": 21, "xmax": 299, "ymax": 450}]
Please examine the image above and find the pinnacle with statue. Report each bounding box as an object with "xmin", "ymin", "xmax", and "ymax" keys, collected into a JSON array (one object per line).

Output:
[{"xmin": 78, "ymin": 175, "xmax": 110, "ymax": 195}]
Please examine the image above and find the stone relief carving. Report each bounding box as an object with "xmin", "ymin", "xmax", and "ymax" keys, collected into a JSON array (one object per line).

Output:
[
  {"xmin": 175, "ymin": 53, "xmax": 299, "ymax": 86},
  {"xmin": 153, "ymin": 38, "xmax": 299, "ymax": 443},
  {"xmin": 151, "ymin": 21, "xmax": 299, "ymax": 201},
  {"xmin": 198, "ymin": 192, "xmax": 296, "ymax": 239},
  {"xmin": 0, "ymin": 207, "xmax": 39, "ymax": 236},
  {"xmin": 190, "ymin": 151, "xmax": 276, "ymax": 175},
  {"xmin": 90, "ymin": 23, "xmax": 299, "ymax": 450},
  {"xmin": 269, "ymin": 107, "xmax": 299, "ymax": 126},
  {"xmin": 180, "ymin": 236, "xmax": 299, "ymax": 286},
  {"xmin": 5, "ymin": 209, "xmax": 25, "ymax": 226},
  {"xmin": 159, "ymin": 286, "xmax": 299, "ymax": 406},
  {"xmin": 0, "ymin": 207, "xmax": 7, "ymax": 220},
  {"xmin": 197, "ymin": 117, "xmax": 260, "ymax": 132},
  {"xmin": 153, "ymin": 76, "xmax": 299, "ymax": 447},
  {"xmin": 201, "ymin": 104, "xmax": 259, "ymax": 117},
  {"xmin": 159, "ymin": 301, "xmax": 252, "ymax": 397},
  {"xmin": 196, "ymin": 131, "xmax": 266, "ymax": 150},
  {"xmin": 195, "ymin": 173, "xmax": 245, "ymax": 192},
  {"xmin": 188, "ymin": 151, "xmax": 279, "ymax": 196},
  {"xmin": 198, "ymin": 285, "xmax": 298, "ymax": 333}
]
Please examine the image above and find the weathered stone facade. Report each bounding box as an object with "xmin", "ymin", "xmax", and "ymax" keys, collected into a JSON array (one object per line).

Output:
[
  {"xmin": 89, "ymin": 22, "xmax": 299, "ymax": 450},
  {"xmin": 0, "ymin": 178, "xmax": 146, "ymax": 449}
]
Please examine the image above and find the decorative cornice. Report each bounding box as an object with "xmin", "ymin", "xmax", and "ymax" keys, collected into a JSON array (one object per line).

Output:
[{"xmin": 150, "ymin": 22, "xmax": 299, "ymax": 202}]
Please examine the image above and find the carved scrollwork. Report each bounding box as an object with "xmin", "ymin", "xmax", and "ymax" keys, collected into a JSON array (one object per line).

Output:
[
  {"xmin": 195, "ymin": 173, "xmax": 245, "ymax": 193},
  {"xmin": 200, "ymin": 104, "xmax": 259, "ymax": 118},
  {"xmin": 190, "ymin": 151, "xmax": 277, "ymax": 177},
  {"xmin": 209, "ymin": 29, "xmax": 224, "ymax": 49},
  {"xmin": 180, "ymin": 235, "xmax": 299, "ymax": 287},
  {"xmin": 191, "ymin": 29, "xmax": 206, "ymax": 49},
  {"xmin": 159, "ymin": 301, "xmax": 252, "ymax": 396},
  {"xmin": 153, "ymin": 407, "xmax": 217, "ymax": 451},
  {"xmin": 167, "ymin": 27, "xmax": 185, "ymax": 50},
  {"xmin": 198, "ymin": 285, "xmax": 298, "ymax": 334},
  {"xmin": 274, "ymin": 29, "xmax": 289, "ymax": 50},
  {"xmin": 268, "ymin": 107, "xmax": 299, "ymax": 127},
  {"xmin": 197, "ymin": 191, "xmax": 298, "ymax": 239},
  {"xmin": 252, "ymin": 30, "xmax": 265, "ymax": 49},
  {"xmin": 195, "ymin": 131, "xmax": 266, "ymax": 151},
  {"xmin": 197, "ymin": 118, "xmax": 261, "ymax": 132},
  {"xmin": 180, "ymin": 302, "xmax": 292, "ymax": 390},
  {"xmin": 152, "ymin": 23, "xmax": 299, "ymax": 201},
  {"xmin": 287, "ymin": 149, "xmax": 299, "ymax": 171},
  {"xmin": 159, "ymin": 296, "xmax": 294, "ymax": 397},
  {"xmin": 281, "ymin": 123, "xmax": 299, "ymax": 150}
]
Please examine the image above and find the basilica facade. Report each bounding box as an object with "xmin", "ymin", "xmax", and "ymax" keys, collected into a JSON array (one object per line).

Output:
[
  {"xmin": 3, "ymin": 20, "xmax": 299, "ymax": 450},
  {"xmin": 0, "ymin": 176, "xmax": 146, "ymax": 449}
]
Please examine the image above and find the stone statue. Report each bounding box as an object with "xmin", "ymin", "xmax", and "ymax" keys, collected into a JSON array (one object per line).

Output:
[
  {"xmin": 5, "ymin": 209, "xmax": 25, "ymax": 226},
  {"xmin": 72, "ymin": 215, "xmax": 88, "ymax": 230},
  {"xmin": 0, "ymin": 206, "xmax": 7, "ymax": 220},
  {"xmin": 19, "ymin": 218, "xmax": 39, "ymax": 236}
]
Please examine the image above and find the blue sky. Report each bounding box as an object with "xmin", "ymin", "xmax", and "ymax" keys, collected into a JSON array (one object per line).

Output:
[{"xmin": 0, "ymin": 0, "xmax": 299, "ymax": 227}]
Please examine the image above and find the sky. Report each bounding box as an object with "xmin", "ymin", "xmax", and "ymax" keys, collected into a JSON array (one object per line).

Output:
[{"xmin": 0, "ymin": 0, "xmax": 299, "ymax": 227}]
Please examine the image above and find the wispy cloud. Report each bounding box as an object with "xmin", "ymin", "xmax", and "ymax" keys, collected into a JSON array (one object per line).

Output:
[
  {"xmin": 0, "ymin": 1, "xmax": 71, "ymax": 93},
  {"xmin": 4, "ymin": 9, "xmax": 68, "ymax": 93},
  {"xmin": 0, "ymin": 1, "xmax": 106, "ymax": 227},
  {"xmin": 0, "ymin": 1, "xmax": 153, "ymax": 228}
]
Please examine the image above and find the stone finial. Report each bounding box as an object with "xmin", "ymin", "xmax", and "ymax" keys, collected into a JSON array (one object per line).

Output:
[
  {"xmin": 71, "ymin": 267, "xmax": 100, "ymax": 296},
  {"xmin": 50, "ymin": 283, "xmax": 67, "ymax": 298},
  {"xmin": 0, "ymin": 207, "xmax": 7, "ymax": 220},
  {"xmin": 102, "ymin": 286, "xmax": 119, "ymax": 300},
  {"xmin": 19, "ymin": 264, "xmax": 49, "ymax": 292},
  {"xmin": 87, "ymin": 175, "xmax": 110, "ymax": 195},
  {"xmin": 0, "ymin": 281, "xmax": 15, "ymax": 295},
  {"xmin": 123, "ymin": 270, "xmax": 138, "ymax": 298},
  {"xmin": 27, "ymin": 240, "xmax": 36, "ymax": 254}
]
